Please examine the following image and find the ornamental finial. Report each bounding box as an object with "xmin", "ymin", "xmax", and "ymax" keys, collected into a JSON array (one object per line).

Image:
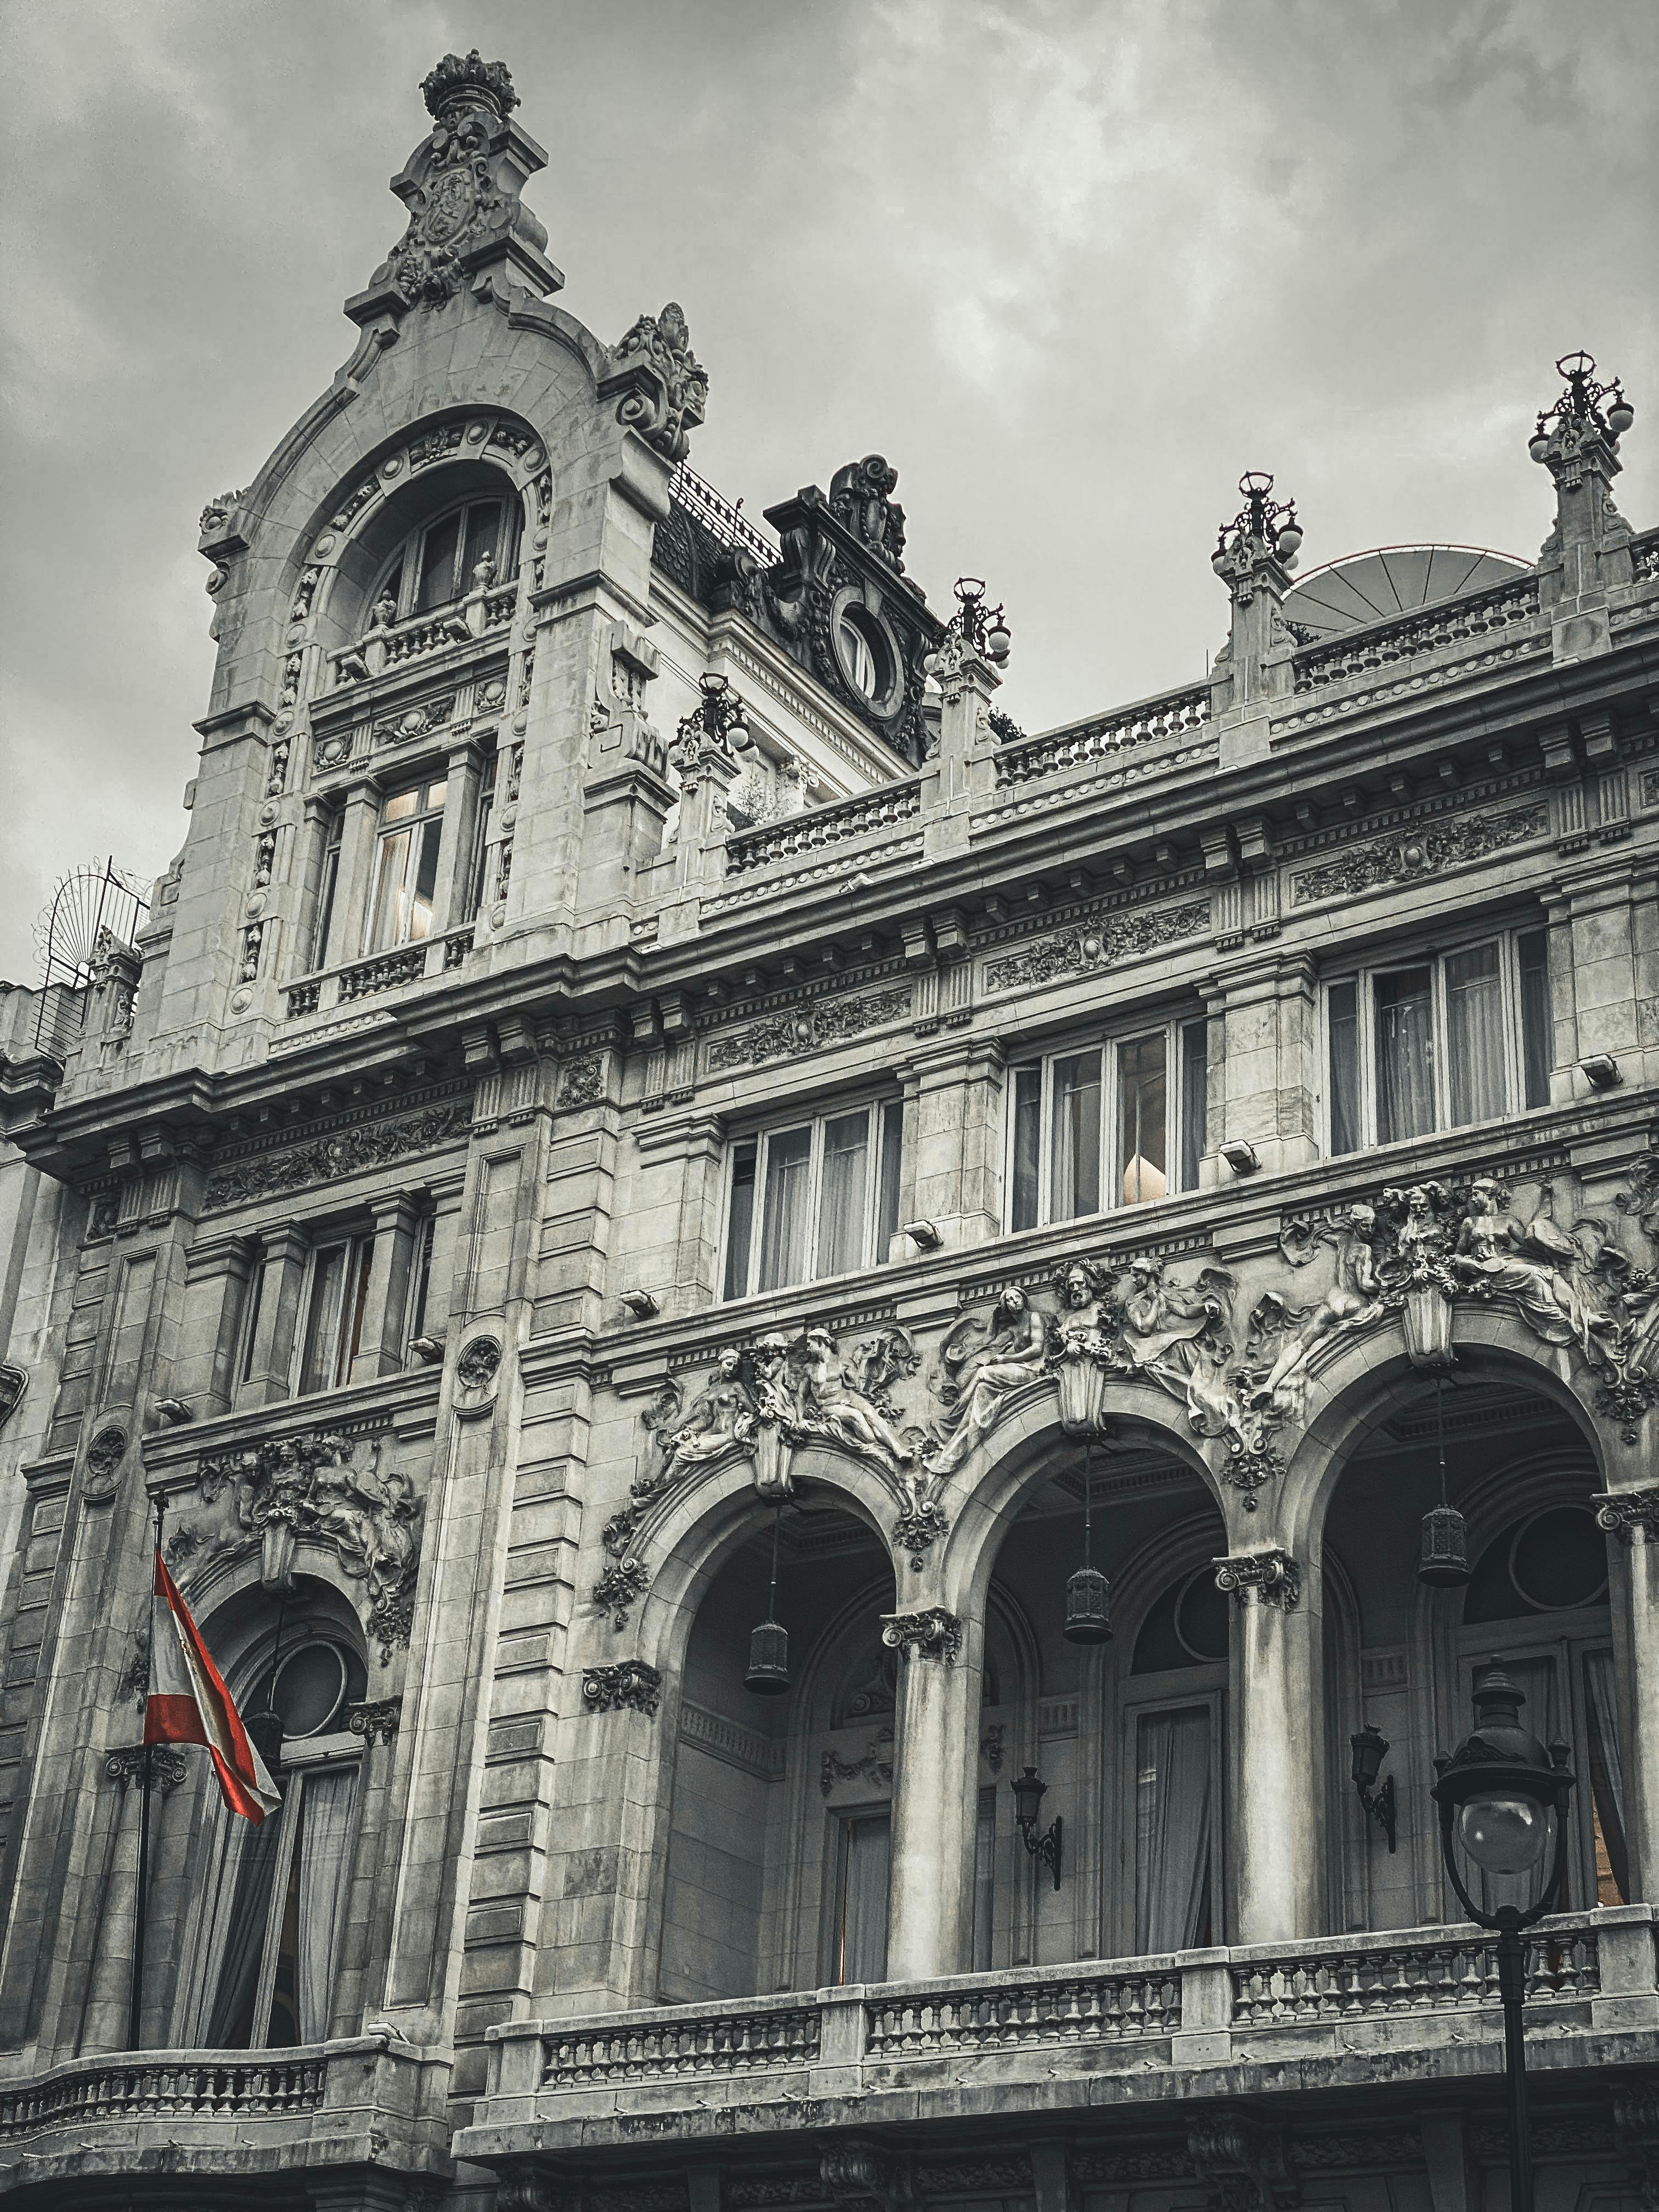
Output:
[{"xmin": 420, "ymin": 50, "xmax": 520, "ymax": 123}]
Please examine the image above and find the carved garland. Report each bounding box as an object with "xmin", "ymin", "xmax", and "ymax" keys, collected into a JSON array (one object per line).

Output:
[
  {"xmin": 983, "ymin": 899, "xmax": 1210, "ymax": 995},
  {"xmin": 204, "ymin": 1099, "xmax": 472, "ymax": 1210},
  {"xmin": 704, "ymin": 986, "xmax": 912, "ymax": 1073},
  {"xmin": 1291, "ymin": 802, "xmax": 1547, "ymax": 905}
]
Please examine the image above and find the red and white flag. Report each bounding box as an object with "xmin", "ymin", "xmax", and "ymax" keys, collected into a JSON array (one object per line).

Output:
[{"xmin": 144, "ymin": 1551, "xmax": 281, "ymax": 1822}]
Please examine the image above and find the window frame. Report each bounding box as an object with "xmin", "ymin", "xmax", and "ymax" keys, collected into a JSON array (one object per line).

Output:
[
  {"xmin": 366, "ymin": 493, "xmax": 520, "ymax": 627},
  {"xmin": 367, "ymin": 776, "xmax": 448, "ymax": 955},
  {"xmin": 1116, "ymin": 1671, "xmax": 1228, "ymax": 1956},
  {"xmin": 719, "ymin": 1095, "xmax": 905, "ymax": 1302},
  {"xmin": 1321, "ymin": 920, "xmax": 1551, "ymax": 1157},
  {"xmin": 1005, "ymin": 1014, "xmax": 1207, "ymax": 1233},
  {"xmin": 292, "ymin": 1231, "xmax": 374, "ymax": 1397}
]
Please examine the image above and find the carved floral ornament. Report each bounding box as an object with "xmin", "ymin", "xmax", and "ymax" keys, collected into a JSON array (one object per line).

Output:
[{"xmin": 189, "ymin": 1430, "xmax": 423, "ymax": 1664}]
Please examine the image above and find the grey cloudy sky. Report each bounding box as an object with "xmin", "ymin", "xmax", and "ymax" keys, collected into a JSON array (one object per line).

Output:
[{"xmin": 2, "ymin": 0, "xmax": 1654, "ymax": 983}]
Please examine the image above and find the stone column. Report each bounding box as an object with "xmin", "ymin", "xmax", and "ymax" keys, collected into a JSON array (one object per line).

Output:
[
  {"xmin": 351, "ymin": 1195, "xmax": 419, "ymax": 1384},
  {"xmin": 237, "ymin": 1225, "xmax": 308, "ymax": 1408},
  {"xmin": 882, "ymin": 1608, "xmax": 978, "ymax": 1981},
  {"xmin": 1216, "ymin": 1549, "xmax": 1322, "ymax": 1944},
  {"xmin": 427, "ymin": 738, "xmax": 486, "ymax": 940},
  {"xmin": 328, "ymin": 782, "xmax": 383, "ymax": 967},
  {"xmin": 173, "ymin": 1233, "xmax": 256, "ymax": 1417},
  {"xmin": 923, "ymin": 637, "xmax": 1000, "ymax": 861},
  {"xmin": 1596, "ymin": 1489, "xmax": 1659, "ymax": 1905}
]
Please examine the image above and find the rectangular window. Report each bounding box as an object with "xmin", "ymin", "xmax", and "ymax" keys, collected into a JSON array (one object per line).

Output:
[
  {"xmin": 297, "ymin": 1236, "xmax": 373, "ymax": 1396},
  {"xmin": 721, "ymin": 1102, "xmax": 904, "ymax": 1300},
  {"xmin": 833, "ymin": 1810, "xmax": 891, "ymax": 1985},
  {"xmin": 406, "ymin": 1213, "xmax": 436, "ymax": 1345},
  {"xmin": 312, "ymin": 810, "xmax": 343, "ymax": 970},
  {"xmin": 369, "ymin": 779, "xmax": 447, "ymax": 952},
  {"xmin": 1010, "ymin": 1064, "xmax": 1042, "ymax": 1232},
  {"xmin": 415, "ymin": 512, "xmax": 462, "ymax": 614},
  {"xmin": 466, "ymin": 752, "xmax": 498, "ymax": 919},
  {"xmin": 1117, "ymin": 1032, "xmax": 1168, "ymax": 1206},
  {"xmin": 237, "ymin": 1262, "xmax": 265, "ymax": 1387},
  {"xmin": 1134, "ymin": 1705, "xmax": 1213, "ymax": 1953},
  {"xmin": 1178, "ymin": 1019, "xmax": 1208, "ymax": 1193},
  {"xmin": 1583, "ymin": 1649, "xmax": 1629, "ymax": 1908},
  {"xmin": 971, "ymin": 1786, "xmax": 996, "ymax": 1974},
  {"xmin": 1326, "ymin": 925, "xmax": 1553, "ymax": 1155},
  {"xmin": 1518, "ymin": 928, "xmax": 1553, "ymax": 1108},
  {"xmin": 1051, "ymin": 1050, "xmax": 1102, "ymax": 1220}
]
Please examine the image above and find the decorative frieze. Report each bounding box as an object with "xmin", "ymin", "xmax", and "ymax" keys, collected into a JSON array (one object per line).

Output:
[
  {"xmin": 881, "ymin": 1607, "xmax": 963, "ymax": 1665},
  {"xmin": 983, "ymin": 898, "xmax": 1209, "ymax": 995},
  {"xmin": 1214, "ymin": 1549, "xmax": 1303, "ymax": 1611},
  {"xmin": 203, "ymin": 1098, "xmax": 471, "ymax": 1210},
  {"xmin": 704, "ymin": 985, "xmax": 911, "ymax": 1071},
  {"xmin": 821, "ymin": 1724, "xmax": 895, "ymax": 1797},
  {"xmin": 582, "ymin": 1660, "xmax": 663, "ymax": 1716},
  {"xmin": 1291, "ymin": 802, "xmax": 1547, "ymax": 905}
]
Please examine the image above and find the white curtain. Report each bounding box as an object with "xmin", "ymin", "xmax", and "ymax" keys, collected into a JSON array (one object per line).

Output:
[
  {"xmin": 206, "ymin": 1801, "xmax": 285, "ymax": 2045},
  {"xmin": 1479, "ymin": 1657, "xmax": 1560, "ymax": 1917},
  {"xmin": 1135, "ymin": 1707, "xmax": 1211, "ymax": 1953},
  {"xmin": 758, "ymin": 1127, "xmax": 814, "ymax": 1289},
  {"xmin": 1446, "ymin": 944, "xmax": 1506, "ymax": 1125},
  {"xmin": 839, "ymin": 1813, "xmax": 891, "ymax": 1984},
  {"xmin": 296, "ymin": 1767, "xmax": 357, "ymax": 2042},
  {"xmin": 816, "ymin": 1113, "xmax": 870, "ymax": 1277},
  {"xmin": 1583, "ymin": 1649, "xmax": 1629, "ymax": 1905},
  {"xmin": 1375, "ymin": 968, "xmax": 1436, "ymax": 1141},
  {"xmin": 1050, "ymin": 1052, "xmax": 1102, "ymax": 1219}
]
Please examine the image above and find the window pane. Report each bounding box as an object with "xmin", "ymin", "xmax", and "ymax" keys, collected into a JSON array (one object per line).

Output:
[
  {"xmin": 971, "ymin": 1787, "xmax": 996, "ymax": 1973},
  {"xmin": 408, "ymin": 818, "xmax": 443, "ymax": 943},
  {"xmin": 1178, "ymin": 1020, "xmax": 1207, "ymax": 1192},
  {"xmin": 415, "ymin": 512, "xmax": 462, "ymax": 612},
  {"xmin": 208, "ymin": 1801, "xmax": 286, "ymax": 2045},
  {"xmin": 238, "ymin": 1266, "xmax": 264, "ymax": 1386},
  {"xmin": 724, "ymin": 1141, "xmax": 757, "ymax": 1300},
  {"xmin": 467, "ymin": 758, "xmax": 498, "ymax": 918},
  {"xmin": 295, "ymin": 1766, "xmax": 357, "ymax": 2042},
  {"xmin": 338, "ymin": 1240, "xmax": 372, "ymax": 1386},
  {"xmin": 1011, "ymin": 1065, "xmax": 1041, "ymax": 1230},
  {"xmin": 408, "ymin": 1215, "xmax": 436, "ymax": 1342},
  {"xmin": 382, "ymin": 789, "xmax": 419, "ymax": 825},
  {"xmin": 1445, "ymin": 941, "xmax": 1506, "ymax": 1125},
  {"xmin": 300, "ymin": 1246, "xmax": 348, "ymax": 1395},
  {"xmin": 1118, "ymin": 1032, "xmax": 1167, "ymax": 1206},
  {"xmin": 1374, "ymin": 967, "xmax": 1436, "ymax": 1142},
  {"xmin": 817, "ymin": 1111, "xmax": 871, "ymax": 1277},
  {"xmin": 1050, "ymin": 1052, "xmax": 1101, "ymax": 1220},
  {"xmin": 1518, "ymin": 928, "xmax": 1553, "ymax": 1109},
  {"xmin": 369, "ymin": 828, "xmax": 413, "ymax": 952},
  {"xmin": 1328, "ymin": 981, "xmax": 1360, "ymax": 1154},
  {"xmin": 1135, "ymin": 1707, "xmax": 1212, "ymax": 1953},
  {"xmin": 758, "ymin": 1127, "xmax": 814, "ymax": 1291},
  {"xmin": 423, "ymin": 780, "xmax": 448, "ymax": 812},
  {"xmin": 265, "ymin": 1792, "xmax": 305, "ymax": 2047},
  {"xmin": 874, "ymin": 1100, "xmax": 904, "ymax": 1257},
  {"xmin": 837, "ymin": 1813, "xmax": 891, "ymax": 1984},
  {"xmin": 313, "ymin": 843, "xmax": 341, "ymax": 970}
]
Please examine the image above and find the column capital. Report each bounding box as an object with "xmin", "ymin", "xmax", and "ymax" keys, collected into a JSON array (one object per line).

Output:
[
  {"xmin": 1596, "ymin": 1488, "xmax": 1659, "ymax": 1544},
  {"xmin": 581, "ymin": 1658, "xmax": 662, "ymax": 1714},
  {"xmin": 1214, "ymin": 1548, "xmax": 1302, "ymax": 1611},
  {"xmin": 881, "ymin": 1606, "xmax": 963, "ymax": 1664}
]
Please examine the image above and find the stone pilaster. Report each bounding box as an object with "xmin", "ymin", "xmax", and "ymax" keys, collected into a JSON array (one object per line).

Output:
[
  {"xmin": 882, "ymin": 1608, "xmax": 977, "ymax": 1981},
  {"xmin": 1596, "ymin": 1489, "xmax": 1659, "ymax": 1905},
  {"xmin": 1215, "ymin": 1550, "xmax": 1322, "ymax": 1944}
]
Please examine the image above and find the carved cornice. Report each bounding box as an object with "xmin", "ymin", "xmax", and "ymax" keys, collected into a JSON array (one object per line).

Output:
[
  {"xmin": 582, "ymin": 1659, "xmax": 663, "ymax": 1716},
  {"xmin": 881, "ymin": 1607, "xmax": 963, "ymax": 1665},
  {"xmin": 1214, "ymin": 1549, "xmax": 1303, "ymax": 1612}
]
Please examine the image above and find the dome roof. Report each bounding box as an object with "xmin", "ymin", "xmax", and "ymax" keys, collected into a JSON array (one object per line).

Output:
[{"xmin": 1283, "ymin": 544, "xmax": 1531, "ymax": 640}]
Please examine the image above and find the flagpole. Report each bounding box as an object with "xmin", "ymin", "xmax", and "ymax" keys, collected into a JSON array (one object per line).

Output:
[{"xmin": 128, "ymin": 1494, "xmax": 162, "ymax": 2051}]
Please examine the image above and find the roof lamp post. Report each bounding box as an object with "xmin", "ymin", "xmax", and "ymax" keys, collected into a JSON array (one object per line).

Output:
[
  {"xmin": 1528, "ymin": 349, "xmax": 1634, "ymax": 458},
  {"xmin": 680, "ymin": 671, "xmax": 753, "ymax": 754},
  {"xmin": 1431, "ymin": 1667, "xmax": 1576, "ymax": 2212},
  {"xmin": 1215, "ymin": 472, "xmax": 1302, "ymax": 564},
  {"xmin": 945, "ymin": 577, "xmax": 1012, "ymax": 665}
]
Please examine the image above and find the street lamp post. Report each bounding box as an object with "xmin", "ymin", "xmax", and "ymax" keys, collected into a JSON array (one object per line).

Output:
[{"xmin": 1431, "ymin": 1667, "xmax": 1576, "ymax": 2212}]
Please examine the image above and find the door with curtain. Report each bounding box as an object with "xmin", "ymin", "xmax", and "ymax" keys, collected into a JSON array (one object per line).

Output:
[
  {"xmin": 830, "ymin": 1810, "xmax": 891, "ymax": 1984},
  {"xmin": 1131, "ymin": 1703, "xmax": 1218, "ymax": 1953}
]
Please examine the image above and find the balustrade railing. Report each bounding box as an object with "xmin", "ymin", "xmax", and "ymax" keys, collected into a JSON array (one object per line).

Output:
[
  {"xmin": 0, "ymin": 2053, "xmax": 325, "ymax": 2138},
  {"xmin": 284, "ymin": 979, "xmax": 321, "ymax": 1019},
  {"xmin": 329, "ymin": 585, "xmax": 517, "ymax": 689},
  {"xmin": 1291, "ymin": 574, "xmax": 1541, "ymax": 694},
  {"xmin": 544, "ymin": 2003, "xmax": 820, "ymax": 2086},
  {"xmin": 668, "ymin": 462, "xmax": 780, "ymax": 567},
  {"xmin": 1229, "ymin": 1923, "xmax": 1599, "ymax": 2028},
  {"xmin": 336, "ymin": 945, "xmax": 426, "ymax": 1001},
  {"xmin": 1629, "ymin": 526, "xmax": 1659, "ymax": 586},
  {"xmin": 865, "ymin": 1965, "xmax": 1179, "ymax": 2057},
  {"xmin": 992, "ymin": 685, "xmax": 1211, "ymax": 790},
  {"xmin": 725, "ymin": 779, "xmax": 923, "ymax": 876}
]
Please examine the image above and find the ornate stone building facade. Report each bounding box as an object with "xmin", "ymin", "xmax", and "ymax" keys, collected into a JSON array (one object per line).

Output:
[{"xmin": 0, "ymin": 49, "xmax": 1656, "ymax": 2212}]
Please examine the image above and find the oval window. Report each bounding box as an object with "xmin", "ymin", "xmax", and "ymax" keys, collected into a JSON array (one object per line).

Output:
[{"xmin": 833, "ymin": 604, "xmax": 895, "ymax": 707}]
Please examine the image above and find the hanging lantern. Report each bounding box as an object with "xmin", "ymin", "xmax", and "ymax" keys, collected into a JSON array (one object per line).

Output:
[
  {"xmin": 246, "ymin": 1704, "xmax": 284, "ymax": 1775},
  {"xmin": 1417, "ymin": 1374, "xmax": 1472, "ymax": 1589},
  {"xmin": 744, "ymin": 1507, "xmax": 792, "ymax": 1696},
  {"xmin": 1062, "ymin": 1442, "xmax": 1113, "ymax": 1645}
]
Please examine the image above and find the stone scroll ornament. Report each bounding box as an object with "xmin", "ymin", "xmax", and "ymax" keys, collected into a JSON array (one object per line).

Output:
[
  {"xmin": 592, "ymin": 1327, "xmax": 946, "ymax": 1630},
  {"xmin": 605, "ymin": 303, "xmax": 708, "ymax": 465},
  {"xmin": 196, "ymin": 1431, "xmax": 422, "ymax": 1662}
]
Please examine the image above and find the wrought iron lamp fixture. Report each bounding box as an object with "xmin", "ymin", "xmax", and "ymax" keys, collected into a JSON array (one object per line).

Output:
[
  {"xmin": 679, "ymin": 671, "xmax": 754, "ymax": 754},
  {"xmin": 1431, "ymin": 1667, "xmax": 1576, "ymax": 2212},
  {"xmin": 1528, "ymin": 349, "xmax": 1634, "ymax": 458},
  {"xmin": 1011, "ymin": 1764, "xmax": 1062, "ymax": 1889},
  {"xmin": 744, "ymin": 1505, "xmax": 791, "ymax": 1696},
  {"xmin": 1062, "ymin": 1440, "xmax": 1112, "ymax": 1646},
  {"xmin": 1417, "ymin": 1372, "xmax": 1471, "ymax": 1588},
  {"xmin": 1348, "ymin": 1722, "xmax": 1397, "ymax": 1852},
  {"xmin": 1215, "ymin": 471, "xmax": 1303, "ymax": 563},
  {"xmin": 931, "ymin": 576, "xmax": 1012, "ymax": 667}
]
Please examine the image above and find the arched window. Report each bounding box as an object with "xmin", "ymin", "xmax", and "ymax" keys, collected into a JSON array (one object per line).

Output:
[
  {"xmin": 185, "ymin": 1626, "xmax": 368, "ymax": 2048},
  {"xmin": 1126, "ymin": 1566, "xmax": 1228, "ymax": 1951},
  {"xmin": 366, "ymin": 494, "xmax": 518, "ymax": 629},
  {"xmin": 1459, "ymin": 1500, "xmax": 1626, "ymax": 1910}
]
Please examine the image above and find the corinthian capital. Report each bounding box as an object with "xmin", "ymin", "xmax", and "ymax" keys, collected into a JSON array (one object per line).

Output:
[{"xmin": 881, "ymin": 1607, "xmax": 963, "ymax": 1666}]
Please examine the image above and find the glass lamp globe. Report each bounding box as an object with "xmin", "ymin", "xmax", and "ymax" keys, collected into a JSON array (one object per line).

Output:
[{"xmin": 1456, "ymin": 1791, "xmax": 1549, "ymax": 1876}]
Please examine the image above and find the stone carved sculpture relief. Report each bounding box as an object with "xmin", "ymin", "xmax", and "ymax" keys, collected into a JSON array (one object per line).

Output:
[
  {"xmin": 196, "ymin": 1431, "xmax": 422, "ymax": 1662},
  {"xmin": 827, "ymin": 455, "xmax": 907, "ymax": 571},
  {"xmin": 380, "ymin": 52, "xmax": 533, "ymax": 312},
  {"xmin": 607, "ymin": 303, "xmax": 708, "ymax": 465},
  {"xmin": 928, "ymin": 1287, "xmax": 1049, "ymax": 1475}
]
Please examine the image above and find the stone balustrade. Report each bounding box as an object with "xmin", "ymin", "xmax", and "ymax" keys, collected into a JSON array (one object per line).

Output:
[
  {"xmin": 1291, "ymin": 574, "xmax": 1541, "ymax": 694},
  {"xmin": 328, "ymin": 585, "xmax": 516, "ymax": 689},
  {"xmin": 725, "ymin": 779, "xmax": 924, "ymax": 876},
  {"xmin": 1629, "ymin": 526, "xmax": 1659, "ymax": 585},
  {"xmin": 0, "ymin": 2052, "xmax": 326, "ymax": 2137},
  {"xmin": 465, "ymin": 1909, "xmax": 1655, "ymax": 2159},
  {"xmin": 335, "ymin": 945, "xmax": 427, "ymax": 1002},
  {"xmin": 991, "ymin": 685, "xmax": 1212, "ymax": 790}
]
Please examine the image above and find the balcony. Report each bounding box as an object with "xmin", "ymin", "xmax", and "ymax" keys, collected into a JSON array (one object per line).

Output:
[
  {"xmin": 0, "ymin": 2036, "xmax": 452, "ymax": 2198},
  {"xmin": 458, "ymin": 1909, "xmax": 1658, "ymax": 2163},
  {"xmin": 327, "ymin": 583, "xmax": 517, "ymax": 691}
]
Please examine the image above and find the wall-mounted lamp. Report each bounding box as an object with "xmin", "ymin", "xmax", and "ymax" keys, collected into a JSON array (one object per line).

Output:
[
  {"xmin": 1219, "ymin": 1138, "xmax": 1260, "ymax": 1176},
  {"xmin": 1580, "ymin": 1054, "xmax": 1622, "ymax": 1092},
  {"xmin": 1011, "ymin": 1764, "xmax": 1063, "ymax": 1889},
  {"xmin": 408, "ymin": 1335, "xmax": 446, "ymax": 1365},
  {"xmin": 620, "ymin": 1289, "xmax": 661, "ymax": 1320},
  {"xmin": 901, "ymin": 1220, "xmax": 942, "ymax": 1252},
  {"xmin": 1350, "ymin": 1723, "xmax": 1398, "ymax": 1852}
]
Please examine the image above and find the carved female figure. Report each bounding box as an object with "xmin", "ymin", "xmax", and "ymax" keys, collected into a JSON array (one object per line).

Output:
[
  {"xmin": 927, "ymin": 1286, "xmax": 1049, "ymax": 1475},
  {"xmin": 797, "ymin": 1326, "xmax": 919, "ymax": 1509},
  {"xmin": 652, "ymin": 1348, "xmax": 757, "ymax": 1480},
  {"xmin": 1117, "ymin": 1257, "xmax": 1238, "ymax": 1440},
  {"xmin": 1252, "ymin": 1203, "xmax": 1387, "ymax": 1415},
  {"xmin": 1452, "ymin": 1178, "xmax": 1615, "ymax": 1361}
]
